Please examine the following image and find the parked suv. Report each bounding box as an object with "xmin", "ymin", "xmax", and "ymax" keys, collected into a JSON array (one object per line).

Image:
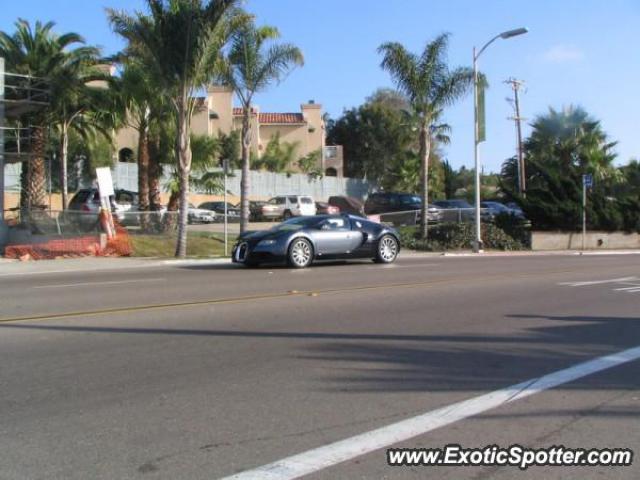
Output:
[
  {"xmin": 67, "ymin": 188, "xmax": 140, "ymax": 227},
  {"xmin": 364, "ymin": 192, "xmax": 442, "ymax": 223},
  {"xmin": 261, "ymin": 195, "xmax": 317, "ymax": 220}
]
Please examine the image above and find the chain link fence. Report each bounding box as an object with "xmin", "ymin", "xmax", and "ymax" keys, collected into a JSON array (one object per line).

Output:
[{"xmin": 377, "ymin": 208, "xmax": 492, "ymax": 227}]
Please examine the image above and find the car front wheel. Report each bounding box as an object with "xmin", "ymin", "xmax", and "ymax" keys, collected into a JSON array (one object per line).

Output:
[
  {"xmin": 374, "ymin": 234, "xmax": 399, "ymax": 264},
  {"xmin": 288, "ymin": 238, "xmax": 313, "ymax": 268}
]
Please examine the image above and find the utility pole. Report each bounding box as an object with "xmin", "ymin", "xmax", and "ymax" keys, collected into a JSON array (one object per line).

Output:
[{"xmin": 505, "ymin": 78, "xmax": 526, "ymax": 196}]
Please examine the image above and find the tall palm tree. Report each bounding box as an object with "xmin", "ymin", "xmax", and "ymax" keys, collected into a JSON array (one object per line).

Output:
[
  {"xmin": 110, "ymin": 60, "xmax": 171, "ymax": 228},
  {"xmin": 108, "ymin": 0, "xmax": 241, "ymax": 257},
  {"xmin": 0, "ymin": 19, "xmax": 99, "ymax": 212},
  {"xmin": 218, "ymin": 22, "xmax": 303, "ymax": 233},
  {"xmin": 379, "ymin": 33, "xmax": 474, "ymax": 240}
]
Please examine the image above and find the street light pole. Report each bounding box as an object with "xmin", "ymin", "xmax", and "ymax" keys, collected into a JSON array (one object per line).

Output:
[
  {"xmin": 473, "ymin": 48, "xmax": 482, "ymax": 252},
  {"xmin": 472, "ymin": 27, "xmax": 528, "ymax": 253}
]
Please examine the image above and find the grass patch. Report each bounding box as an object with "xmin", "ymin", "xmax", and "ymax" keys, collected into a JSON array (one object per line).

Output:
[{"xmin": 129, "ymin": 231, "xmax": 237, "ymax": 258}]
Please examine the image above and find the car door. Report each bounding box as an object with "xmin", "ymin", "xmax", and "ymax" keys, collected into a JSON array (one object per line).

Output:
[{"xmin": 311, "ymin": 217, "xmax": 362, "ymax": 255}]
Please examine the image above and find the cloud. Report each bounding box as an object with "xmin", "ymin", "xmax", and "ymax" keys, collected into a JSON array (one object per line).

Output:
[{"xmin": 542, "ymin": 44, "xmax": 585, "ymax": 63}]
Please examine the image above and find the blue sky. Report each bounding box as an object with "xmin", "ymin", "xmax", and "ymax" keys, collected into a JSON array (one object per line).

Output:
[{"xmin": 2, "ymin": 0, "xmax": 639, "ymax": 173}]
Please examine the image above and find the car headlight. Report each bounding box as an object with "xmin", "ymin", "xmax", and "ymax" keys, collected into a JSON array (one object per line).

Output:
[{"xmin": 258, "ymin": 239, "xmax": 277, "ymax": 246}]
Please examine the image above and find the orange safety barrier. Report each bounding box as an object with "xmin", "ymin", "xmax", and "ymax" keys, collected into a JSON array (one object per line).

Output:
[{"xmin": 4, "ymin": 223, "xmax": 133, "ymax": 260}]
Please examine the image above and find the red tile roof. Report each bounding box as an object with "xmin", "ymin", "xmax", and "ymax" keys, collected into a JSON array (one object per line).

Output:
[
  {"xmin": 259, "ymin": 113, "xmax": 305, "ymax": 124},
  {"xmin": 233, "ymin": 108, "xmax": 306, "ymax": 124}
]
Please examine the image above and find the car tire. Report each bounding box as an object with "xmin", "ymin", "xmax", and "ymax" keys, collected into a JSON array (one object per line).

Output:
[
  {"xmin": 374, "ymin": 234, "xmax": 399, "ymax": 264},
  {"xmin": 287, "ymin": 238, "xmax": 313, "ymax": 268},
  {"xmin": 244, "ymin": 260, "xmax": 260, "ymax": 268},
  {"xmin": 283, "ymin": 210, "xmax": 292, "ymax": 220}
]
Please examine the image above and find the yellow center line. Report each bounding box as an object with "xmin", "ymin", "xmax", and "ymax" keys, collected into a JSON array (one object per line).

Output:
[{"xmin": 0, "ymin": 268, "xmax": 577, "ymax": 324}]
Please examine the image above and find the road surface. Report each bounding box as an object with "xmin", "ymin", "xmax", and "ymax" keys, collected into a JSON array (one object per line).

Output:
[{"xmin": 0, "ymin": 254, "xmax": 638, "ymax": 479}]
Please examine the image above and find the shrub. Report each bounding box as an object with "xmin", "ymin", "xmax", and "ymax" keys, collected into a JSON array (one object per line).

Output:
[{"xmin": 399, "ymin": 222, "xmax": 525, "ymax": 251}]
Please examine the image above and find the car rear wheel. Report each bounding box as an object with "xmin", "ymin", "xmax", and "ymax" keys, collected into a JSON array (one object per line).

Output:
[
  {"xmin": 283, "ymin": 210, "xmax": 292, "ymax": 220},
  {"xmin": 288, "ymin": 238, "xmax": 313, "ymax": 268},
  {"xmin": 374, "ymin": 235, "xmax": 399, "ymax": 264}
]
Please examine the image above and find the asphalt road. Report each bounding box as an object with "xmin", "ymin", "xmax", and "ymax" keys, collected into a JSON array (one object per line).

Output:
[{"xmin": 0, "ymin": 254, "xmax": 639, "ymax": 479}]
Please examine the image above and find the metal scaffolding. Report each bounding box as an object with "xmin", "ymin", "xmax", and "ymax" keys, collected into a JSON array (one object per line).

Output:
[{"xmin": 0, "ymin": 57, "xmax": 50, "ymax": 224}]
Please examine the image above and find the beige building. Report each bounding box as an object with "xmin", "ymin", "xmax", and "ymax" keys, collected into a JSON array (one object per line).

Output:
[{"xmin": 116, "ymin": 86, "xmax": 343, "ymax": 176}]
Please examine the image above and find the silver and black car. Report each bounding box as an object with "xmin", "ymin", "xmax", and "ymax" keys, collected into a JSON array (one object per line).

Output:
[{"xmin": 232, "ymin": 214, "xmax": 401, "ymax": 268}]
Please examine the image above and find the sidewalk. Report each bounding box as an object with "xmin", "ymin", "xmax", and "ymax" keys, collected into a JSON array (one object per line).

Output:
[{"xmin": 2, "ymin": 248, "xmax": 639, "ymax": 276}]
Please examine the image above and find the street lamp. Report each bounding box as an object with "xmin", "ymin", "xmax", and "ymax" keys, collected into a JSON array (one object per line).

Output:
[{"xmin": 473, "ymin": 27, "xmax": 528, "ymax": 252}]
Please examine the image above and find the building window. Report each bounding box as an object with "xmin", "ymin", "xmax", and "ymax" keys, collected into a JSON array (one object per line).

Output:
[
  {"xmin": 325, "ymin": 167, "xmax": 338, "ymax": 177},
  {"xmin": 118, "ymin": 148, "xmax": 134, "ymax": 163}
]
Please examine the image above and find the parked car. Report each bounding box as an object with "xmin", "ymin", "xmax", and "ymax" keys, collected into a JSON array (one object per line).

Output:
[
  {"xmin": 232, "ymin": 214, "xmax": 400, "ymax": 268},
  {"xmin": 433, "ymin": 199, "xmax": 493, "ymax": 223},
  {"xmin": 67, "ymin": 188, "xmax": 140, "ymax": 227},
  {"xmin": 481, "ymin": 201, "xmax": 528, "ymax": 222},
  {"xmin": 505, "ymin": 202, "xmax": 526, "ymax": 219},
  {"xmin": 249, "ymin": 201, "xmax": 267, "ymax": 221},
  {"xmin": 199, "ymin": 201, "xmax": 240, "ymax": 222},
  {"xmin": 364, "ymin": 192, "xmax": 442, "ymax": 223},
  {"xmin": 328, "ymin": 196, "xmax": 365, "ymax": 216},
  {"xmin": 188, "ymin": 203, "xmax": 216, "ymax": 224},
  {"xmin": 260, "ymin": 195, "xmax": 317, "ymax": 220},
  {"xmin": 316, "ymin": 201, "xmax": 340, "ymax": 215}
]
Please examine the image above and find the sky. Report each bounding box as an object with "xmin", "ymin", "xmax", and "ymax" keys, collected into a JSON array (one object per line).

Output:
[{"xmin": 2, "ymin": 0, "xmax": 639, "ymax": 173}]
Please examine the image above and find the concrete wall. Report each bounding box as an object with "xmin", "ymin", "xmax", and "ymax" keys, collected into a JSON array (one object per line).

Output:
[{"xmin": 532, "ymin": 231, "xmax": 640, "ymax": 250}]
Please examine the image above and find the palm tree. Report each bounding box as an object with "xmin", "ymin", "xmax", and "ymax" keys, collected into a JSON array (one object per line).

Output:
[
  {"xmin": 379, "ymin": 33, "xmax": 474, "ymax": 240},
  {"xmin": 218, "ymin": 22, "xmax": 303, "ymax": 233},
  {"xmin": 110, "ymin": 60, "xmax": 173, "ymax": 228},
  {"xmin": 527, "ymin": 106, "xmax": 619, "ymax": 181},
  {"xmin": 0, "ymin": 19, "xmax": 99, "ymax": 212},
  {"xmin": 108, "ymin": 0, "xmax": 241, "ymax": 257}
]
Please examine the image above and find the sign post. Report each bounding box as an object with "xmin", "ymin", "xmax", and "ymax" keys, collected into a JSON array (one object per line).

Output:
[
  {"xmin": 96, "ymin": 167, "xmax": 116, "ymax": 238},
  {"xmin": 0, "ymin": 57, "xmax": 5, "ymax": 223},
  {"xmin": 582, "ymin": 174, "xmax": 593, "ymax": 251},
  {"xmin": 222, "ymin": 159, "xmax": 229, "ymax": 257}
]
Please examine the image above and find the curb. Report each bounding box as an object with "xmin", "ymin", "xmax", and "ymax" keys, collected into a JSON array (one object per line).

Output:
[{"xmin": 161, "ymin": 258, "xmax": 231, "ymax": 266}]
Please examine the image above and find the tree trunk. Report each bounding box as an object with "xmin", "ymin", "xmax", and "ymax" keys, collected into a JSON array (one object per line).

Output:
[
  {"xmin": 148, "ymin": 134, "xmax": 163, "ymax": 232},
  {"xmin": 148, "ymin": 135, "xmax": 162, "ymax": 211},
  {"xmin": 419, "ymin": 123, "xmax": 431, "ymax": 240},
  {"xmin": 27, "ymin": 126, "xmax": 47, "ymax": 211},
  {"xmin": 239, "ymin": 107, "xmax": 252, "ymax": 234},
  {"xmin": 60, "ymin": 122, "xmax": 69, "ymax": 211},
  {"xmin": 174, "ymin": 102, "xmax": 192, "ymax": 258},
  {"xmin": 137, "ymin": 122, "xmax": 150, "ymax": 231}
]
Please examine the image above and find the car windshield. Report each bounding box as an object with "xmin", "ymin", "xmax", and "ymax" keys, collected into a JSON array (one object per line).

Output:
[{"xmin": 270, "ymin": 216, "xmax": 321, "ymax": 232}]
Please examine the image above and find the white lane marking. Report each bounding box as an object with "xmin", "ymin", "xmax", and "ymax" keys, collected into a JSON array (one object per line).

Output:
[
  {"xmin": 558, "ymin": 277, "xmax": 637, "ymax": 287},
  {"xmin": 222, "ymin": 345, "xmax": 640, "ymax": 480},
  {"xmin": 32, "ymin": 278, "xmax": 166, "ymax": 289},
  {"xmin": 0, "ymin": 263, "xmax": 162, "ymax": 278}
]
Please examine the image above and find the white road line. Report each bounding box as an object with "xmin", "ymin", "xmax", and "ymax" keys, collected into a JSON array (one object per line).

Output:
[
  {"xmin": 614, "ymin": 286, "xmax": 640, "ymax": 291},
  {"xmin": 558, "ymin": 277, "xmax": 637, "ymax": 287},
  {"xmin": 222, "ymin": 345, "xmax": 640, "ymax": 480},
  {"xmin": 32, "ymin": 278, "xmax": 166, "ymax": 289}
]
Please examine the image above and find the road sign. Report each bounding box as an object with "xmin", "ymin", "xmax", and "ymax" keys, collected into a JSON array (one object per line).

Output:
[
  {"xmin": 95, "ymin": 167, "xmax": 115, "ymax": 198},
  {"xmin": 583, "ymin": 174, "xmax": 593, "ymax": 189}
]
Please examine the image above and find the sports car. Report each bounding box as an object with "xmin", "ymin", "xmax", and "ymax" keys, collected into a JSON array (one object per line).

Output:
[{"xmin": 232, "ymin": 214, "xmax": 401, "ymax": 268}]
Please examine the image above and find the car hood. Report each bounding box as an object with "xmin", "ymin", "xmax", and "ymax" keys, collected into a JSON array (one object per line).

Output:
[{"xmin": 238, "ymin": 228, "xmax": 290, "ymax": 243}]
